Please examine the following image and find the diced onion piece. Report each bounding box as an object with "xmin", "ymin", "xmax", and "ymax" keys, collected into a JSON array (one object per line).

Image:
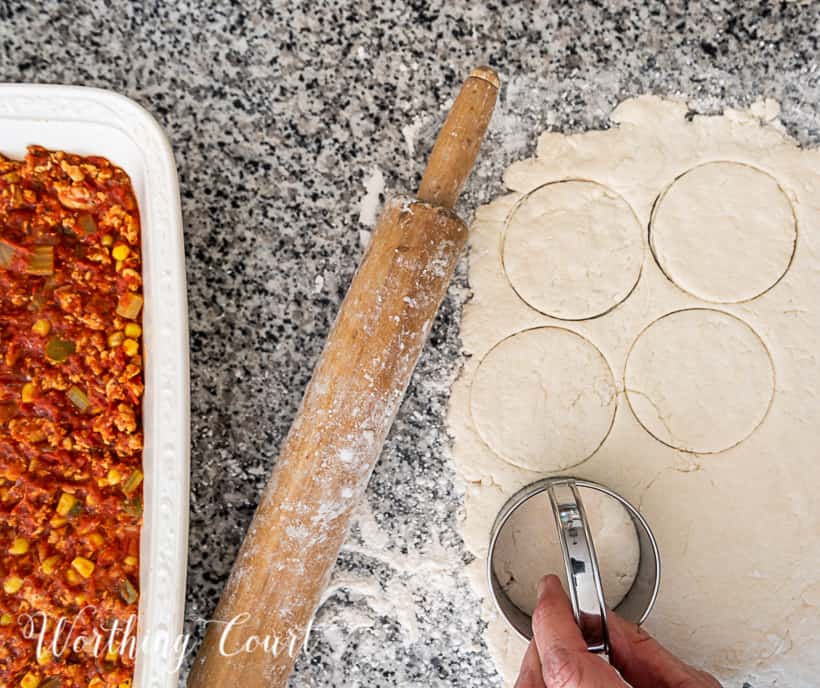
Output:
[
  {"xmin": 26, "ymin": 246, "xmax": 54, "ymax": 276},
  {"xmin": 123, "ymin": 496, "xmax": 142, "ymax": 518},
  {"xmin": 122, "ymin": 469, "xmax": 143, "ymax": 496},
  {"xmin": 119, "ymin": 578, "xmax": 138, "ymax": 605},
  {"xmin": 116, "ymin": 292, "xmax": 143, "ymax": 319},
  {"xmin": 0, "ymin": 239, "xmax": 15, "ymax": 268},
  {"xmin": 0, "ymin": 402, "xmax": 18, "ymax": 424},
  {"xmin": 77, "ymin": 213, "xmax": 97, "ymax": 235},
  {"xmin": 67, "ymin": 386, "xmax": 91, "ymax": 412},
  {"xmin": 45, "ymin": 337, "xmax": 76, "ymax": 363}
]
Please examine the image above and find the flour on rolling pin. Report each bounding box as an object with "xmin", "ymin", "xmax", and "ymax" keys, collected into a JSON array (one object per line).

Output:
[{"xmin": 189, "ymin": 67, "xmax": 499, "ymax": 687}]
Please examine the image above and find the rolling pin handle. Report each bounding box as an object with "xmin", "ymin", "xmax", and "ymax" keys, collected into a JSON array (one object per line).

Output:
[{"xmin": 417, "ymin": 66, "xmax": 500, "ymax": 210}]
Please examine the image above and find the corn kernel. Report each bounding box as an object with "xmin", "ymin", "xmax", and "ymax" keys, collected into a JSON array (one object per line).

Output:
[
  {"xmin": 124, "ymin": 323, "xmax": 142, "ymax": 338},
  {"xmin": 20, "ymin": 672, "xmax": 40, "ymax": 688},
  {"xmin": 71, "ymin": 556, "xmax": 95, "ymax": 579},
  {"xmin": 65, "ymin": 569, "xmax": 82, "ymax": 586},
  {"xmin": 0, "ymin": 613, "xmax": 13, "ymax": 626},
  {"xmin": 105, "ymin": 644, "xmax": 119, "ymax": 662},
  {"xmin": 56, "ymin": 492, "xmax": 77, "ymax": 516},
  {"xmin": 21, "ymin": 383, "xmax": 35, "ymax": 404},
  {"xmin": 122, "ymin": 339, "xmax": 139, "ymax": 357},
  {"xmin": 85, "ymin": 493, "xmax": 98, "ymax": 507},
  {"xmin": 89, "ymin": 533, "xmax": 104, "ymax": 549},
  {"xmin": 124, "ymin": 555, "xmax": 137, "ymax": 567},
  {"xmin": 49, "ymin": 517, "xmax": 67, "ymax": 528},
  {"xmin": 74, "ymin": 592, "xmax": 88, "ymax": 605},
  {"xmin": 107, "ymin": 468, "xmax": 122, "ymax": 485},
  {"xmin": 9, "ymin": 537, "xmax": 29, "ymax": 555},
  {"xmin": 101, "ymin": 234, "xmax": 114, "ymax": 247},
  {"xmin": 115, "ymin": 259, "xmax": 124, "ymax": 272},
  {"xmin": 31, "ymin": 319, "xmax": 51, "ymax": 336},
  {"xmin": 112, "ymin": 245, "xmax": 130, "ymax": 261},
  {"xmin": 36, "ymin": 648, "xmax": 51, "ymax": 665},
  {"xmin": 119, "ymin": 681, "xmax": 132, "ymax": 688},
  {"xmin": 89, "ymin": 678, "xmax": 105, "ymax": 688},
  {"xmin": 108, "ymin": 331, "xmax": 124, "ymax": 348},
  {"xmin": 4, "ymin": 575, "xmax": 23, "ymax": 594},
  {"xmin": 41, "ymin": 555, "xmax": 60, "ymax": 574}
]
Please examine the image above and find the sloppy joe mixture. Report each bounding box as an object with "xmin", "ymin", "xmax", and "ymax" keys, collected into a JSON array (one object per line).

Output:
[{"xmin": 0, "ymin": 147, "xmax": 144, "ymax": 687}]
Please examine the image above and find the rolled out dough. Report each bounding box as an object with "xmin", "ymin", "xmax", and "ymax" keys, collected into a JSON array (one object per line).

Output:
[
  {"xmin": 448, "ymin": 96, "xmax": 820, "ymax": 687},
  {"xmin": 503, "ymin": 180, "xmax": 644, "ymax": 320},
  {"xmin": 470, "ymin": 327, "xmax": 616, "ymax": 472},
  {"xmin": 650, "ymin": 161, "xmax": 796, "ymax": 304},
  {"xmin": 492, "ymin": 487, "xmax": 640, "ymax": 616}
]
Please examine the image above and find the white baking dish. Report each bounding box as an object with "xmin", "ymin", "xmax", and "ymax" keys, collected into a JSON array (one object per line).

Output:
[{"xmin": 0, "ymin": 85, "xmax": 190, "ymax": 688}]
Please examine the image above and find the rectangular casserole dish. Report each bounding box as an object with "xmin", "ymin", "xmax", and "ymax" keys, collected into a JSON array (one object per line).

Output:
[{"xmin": 0, "ymin": 84, "xmax": 190, "ymax": 688}]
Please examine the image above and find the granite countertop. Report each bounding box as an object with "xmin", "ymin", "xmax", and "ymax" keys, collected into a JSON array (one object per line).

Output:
[{"xmin": 2, "ymin": 1, "xmax": 819, "ymax": 685}]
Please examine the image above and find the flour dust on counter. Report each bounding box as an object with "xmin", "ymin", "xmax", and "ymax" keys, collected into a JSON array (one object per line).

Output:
[{"xmin": 448, "ymin": 96, "xmax": 820, "ymax": 687}]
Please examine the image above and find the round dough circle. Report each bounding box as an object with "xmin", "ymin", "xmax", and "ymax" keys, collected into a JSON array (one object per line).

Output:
[
  {"xmin": 470, "ymin": 327, "xmax": 617, "ymax": 471},
  {"xmin": 492, "ymin": 487, "xmax": 640, "ymax": 615},
  {"xmin": 650, "ymin": 162, "xmax": 796, "ymax": 303},
  {"xmin": 503, "ymin": 180, "xmax": 644, "ymax": 320},
  {"xmin": 625, "ymin": 309, "xmax": 774, "ymax": 453}
]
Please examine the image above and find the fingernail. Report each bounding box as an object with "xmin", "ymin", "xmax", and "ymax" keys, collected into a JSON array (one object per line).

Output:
[{"xmin": 537, "ymin": 574, "xmax": 554, "ymax": 599}]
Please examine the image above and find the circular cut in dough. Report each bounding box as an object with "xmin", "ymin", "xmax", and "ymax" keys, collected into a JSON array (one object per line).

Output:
[
  {"xmin": 492, "ymin": 487, "xmax": 640, "ymax": 615},
  {"xmin": 470, "ymin": 327, "xmax": 617, "ymax": 471},
  {"xmin": 503, "ymin": 180, "xmax": 644, "ymax": 320},
  {"xmin": 650, "ymin": 162, "xmax": 796, "ymax": 303},
  {"xmin": 625, "ymin": 309, "xmax": 774, "ymax": 454}
]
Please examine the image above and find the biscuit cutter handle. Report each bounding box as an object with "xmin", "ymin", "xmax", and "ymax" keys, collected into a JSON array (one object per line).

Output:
[
  {"xmin": 547, "ymin": 481, "xmax": 610, "ymax": 654},
  {"xmin": 188, "ymin": 67, "xmax": 499, "ymax": 688}
]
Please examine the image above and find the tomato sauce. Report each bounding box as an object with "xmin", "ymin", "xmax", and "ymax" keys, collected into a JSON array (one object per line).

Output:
[{"xmin": 0, "ymin": 147, "xmax": 144, "ymax": 687}]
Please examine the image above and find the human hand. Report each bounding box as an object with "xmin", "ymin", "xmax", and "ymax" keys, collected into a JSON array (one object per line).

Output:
[{"xmin": 515, "ymin": 575, "xmax": 722, "ymax": 688}]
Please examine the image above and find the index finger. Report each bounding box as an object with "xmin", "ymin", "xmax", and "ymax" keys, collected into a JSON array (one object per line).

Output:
[
  {"xmin": 530, "ymin": 575, "xmax": 626, "ymax": 687},
  {"xmin": 608, "ymin": 612, "xmax": 722, "ymax": 688},
  {"xmin": 530, "ymin": 575, "xmax": 588, "ymax": 654}
]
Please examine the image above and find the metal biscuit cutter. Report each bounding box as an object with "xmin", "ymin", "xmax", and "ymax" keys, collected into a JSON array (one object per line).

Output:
[{"xmin": 487, "ymin": 477, "xmax": 661, "ymax": 654}]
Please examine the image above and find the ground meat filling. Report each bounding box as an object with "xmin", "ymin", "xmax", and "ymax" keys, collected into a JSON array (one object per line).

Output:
[{"xmin": 0, "ymin": 146, "xmax": 143, "ymax": 688}]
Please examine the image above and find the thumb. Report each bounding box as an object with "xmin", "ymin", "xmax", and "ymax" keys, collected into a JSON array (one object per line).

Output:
[{"xmin": 531, "ymin": 575, "xmax": 625, "ymax": 687}]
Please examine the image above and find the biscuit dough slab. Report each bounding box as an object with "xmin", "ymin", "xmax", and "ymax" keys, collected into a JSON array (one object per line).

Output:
[{"xmin": 448, "ymin": 96, "xmax": 820, "ymax": 687}]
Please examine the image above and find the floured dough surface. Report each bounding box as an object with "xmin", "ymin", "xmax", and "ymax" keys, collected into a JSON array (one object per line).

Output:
[
  {"xmin": 650, "ymin": 161, "xmax": 796, "ymax": 303},
  {"xmin": 625, "ymin": 308, "xmax": 774, "ymax": 453},
  {"xmin": 471, "ymin": 327, "xmax": 616, "ymax": 472},
  {"xmin": 448, "ymin": 96, "xmax": 820, "ymax": 688},
  {"xmin": 492, "ymin": 487, "xmax": 640, "ymax": 616},
  {"xmin": 503, "ymin": 181, "xmax": 644, "ymax": 320}
]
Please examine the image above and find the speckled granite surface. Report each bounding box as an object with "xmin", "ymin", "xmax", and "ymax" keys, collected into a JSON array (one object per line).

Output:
[{"xmin": 1, "ymin": 1, "xmax": 819, "ymax": 685}]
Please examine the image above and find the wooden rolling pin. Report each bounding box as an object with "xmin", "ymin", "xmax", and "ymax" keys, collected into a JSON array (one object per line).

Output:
[{"xmin": 188, "ymin": 66, "xmax": 500, "ymax": 687}]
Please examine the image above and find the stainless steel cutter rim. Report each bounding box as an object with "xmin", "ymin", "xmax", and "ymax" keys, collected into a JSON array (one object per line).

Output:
[
  {"xmin": 547, "ymin": 480, "xmax": 610, "ymax": 653},
  {"xmin": 487, "ymin": 476, "xmax": 661, "ymax": 649}
]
